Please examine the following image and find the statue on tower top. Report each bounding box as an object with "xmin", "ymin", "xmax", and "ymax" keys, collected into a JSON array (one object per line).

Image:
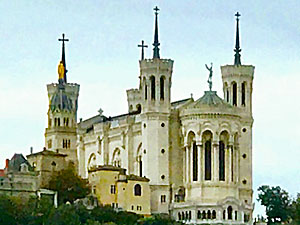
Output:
[
  {"xmin": 205, "ymin": 63, "xmax": 213, "ymax": 91},
  {"xmin": 58, "ymin": 60, "xmax": 65, "ymax": 84}
]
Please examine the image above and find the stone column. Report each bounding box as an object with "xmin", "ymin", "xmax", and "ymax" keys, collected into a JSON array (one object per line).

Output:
[
  {"xmin": 190, "ymin": 144, "xmax": 193, "ymax": 182},
  {"xmin": 213, "ymin": 142, "xmax": 219, "ymax": 181},
  {"xmin": 185, "ymin": 146, "xmax": 190, "ymax": 183},
  {"xmin": 197, "ymin": 144, "xmax": 201, "ymax": 182}
]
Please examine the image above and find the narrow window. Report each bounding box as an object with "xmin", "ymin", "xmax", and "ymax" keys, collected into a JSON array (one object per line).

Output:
[
  {"xmin": 226, "ymin": 89, "xmax": 229, "ymax": 102},
  {"xmin": 160, "ymin": 76, "xmax": 164, "ymax": 100},
  {"xmin": 212, "ymin": 210, "xmax": 216, "ymax": 219},
  {"xmin": 178, "ymin": 212, "xmax": 181, "ymax": 220},
  {"xmin": 235, "ymin": 211, "xmax": 238, "ymax": 220},
  {"xmin": 54, "ymin": 118, "xmax": 57, "ymax": 126},
  {"xmin": 66, "ymin": 118, "xmax": 69, "ymax": 126},
  {"xmin": 228, "ymin": 206, "xmax": 233, "ymax": 220},
  {"xmin": 232, "ymin": 83, "xmax": 237, "ymax": 106},
  {"xmin": 110, "ymin": 185, "xmax": 116, "ymax": 194},
  {"xmin": 58, "ymin": 118, "xmax": 61, "ymax": 126},
  {"xmin": 62, "ymin": 139, "xmax": 65, "ymax": 148},
  {"xmin": 192, "ymin": 142, "xmax": 198, "ymax": 181},
  {"xmin": 205, "ymin": 141, "xmax": 212, "ymax": 180},
  {"xmin": 63, "ymin": 118, "xmax": 66, "ymax": 126},
  {"xmin": 150, "ymin": 76, "xmax": 155, "ymax": 100},
  {"xmin": 197, "ymin": 210, "xmax": 201, "ymax": 219},
  {"xmin": 242, "ymin": 82, "xmax": 246, "ymax": 106},
  {"xmin": 202, "ymin": 211, "xmax": 206, "ymax": 219},
  {"xmin": 207, "ymin": 210, "xmax": 211, "ymax": 219},
  {"xmin": 145, "ymin": 85, "xmax": 147, "ymax": 100},
  {"xmin": 134, "ymin": 184, "xmax": 141, "ymax": 196},
  {"xmin": 139, "ymin": 156, "xmax": 142, "ymax": 177},
  {"xmin": 68, "ymin": 140, "xmax": 70, "ymax": 149},
  {"xmin": 182, "ymin": 212, "xmax": 185, "ymax": 220},
  {"xmin": 219, "ymin": 141, "xmax": 225, "ymax": 181},
  {"xmin": 231, "ymin": 147, "xmax": 234, "ymax": 182},
  {"xmin": 223, "ymin": 210, "xmax": 226, "ymax": 220},
  {"xmin": 161, "ymin": 195, "xmax": 166, "ymax": 203}
]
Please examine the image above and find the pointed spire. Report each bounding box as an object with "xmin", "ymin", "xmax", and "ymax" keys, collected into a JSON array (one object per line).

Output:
[
  {"xmin": 153, "ymin": 6, "xmax": 160, "ymax": 59},
  {"xmin": 234, "ymin": 12, "xmax": 242, "ymax": 66},
  {"xmin": 58, "ymin": 33, "xmax": 69, "ymax": 83}
]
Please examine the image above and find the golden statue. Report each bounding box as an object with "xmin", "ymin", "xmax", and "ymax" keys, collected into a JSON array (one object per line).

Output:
[{"xmin": 58, "ymin": 61, "xmax": 65, "ymax": 81}]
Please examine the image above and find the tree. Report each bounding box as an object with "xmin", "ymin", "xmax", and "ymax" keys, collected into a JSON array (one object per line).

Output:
[
  {"xmin": 290, "ymin": 193, "xmax": 300, "ymax": 225},
  {"xmin": 48, "ymin": 163, "xmax": 90, "ymax": 205},
  {"xmin": 257, "ymin": 185, "xmax": 291, "ymax": 224}
]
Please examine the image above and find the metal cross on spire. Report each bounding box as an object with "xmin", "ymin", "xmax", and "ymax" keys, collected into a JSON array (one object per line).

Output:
[
  {"xmin": 58, "ymin": 33, "xmax": 69, "ymax": 83},
  {"xmin": 153, "ymin": 6, "xmax": 160, "ymax": 59},
  {"xmin": 234, "ymin": 12, "xmax": 242, "ymax": 66},
  {"xmin": 138, "ymin": 40, "xmax": 148, "ymax": 60}
]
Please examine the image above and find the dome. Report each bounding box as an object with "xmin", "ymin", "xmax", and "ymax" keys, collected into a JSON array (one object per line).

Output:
[
  {"xmin": 191, "ymin": 91, "xmax": 230, "ymax": 107},
  {"xmin": 50, "ymin": 89, "xmax": 73, "ymax": 112}
]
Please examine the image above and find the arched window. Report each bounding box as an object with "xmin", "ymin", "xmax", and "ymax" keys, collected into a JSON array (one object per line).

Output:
[
  {"xmin": 58, "ymin": 118, "xmax": 60, "ymax": 126},
  {"xmin": 182, "ymin": 212, "xmax": 185, "ymax": 220},
  {"xmin": 235, "ymin": 210, "xmax": 238, "ymax": 220},
  {"xmin": 219, "ymin": 141, "xmax": 225, "ymax": 181},
  {"xmin": 145, "ymin": 85, "xmax": 148, "ymax": 100},
  {"xmin": 242, "ymin": 82, "xmax": 246, "ymax": 106},
  {"xmin": 205, "ymin": 141, "xmax": 212, "ymax": 180},
  {"xmin": 197, "ymin": 210, "xmax": 201, "ymax": 219},
  {"xmin": 223, "ymin": 210, "xmax": 226, "ymax": 220},
  {"xmin": 136, "ymin": 104, "xmax": 141, "ymax": 113},
  {"xmin": 207, "ymin": 210, "xmax": 211, "ymax": 219},
  {"xmin": 160, "ymin": 76, "xmax": 165, "ymax": 100},
  {"xmin": 134, "ymin": 184, "xmax": 141, "ymax": 196},
  {"xmin": 192, "ymin": 142, "xmax": 198, "ymax": 181},
  {"xmin": 232, "ymin": 82, "xmax": 237, "ymax": 106},
  {"xmin": 202, "ymin": 211, "xmax": 206, "ymax": 219},
  {"xmin": 138, "ymin": 156, "xmax": 142, "ymax": 177},
  {"xmin": 150, "ymin": 76, "xmax": 155, "ymax": 100},
  {"xmin": 178, "ymin": 212, "xmax": 181, "ymax": 220},
  {"xmin": 212, "ymin": 210, "xmax": 216, "ymax": 219},
  {"xmin": 54, "ymin": 118, "xmax": 57, "ymax": 126},
  {"xmin": 227, "ymin": 89, "xmax": 229, "ymax": 102},
  {"xmin": 228, "ymin": 206, "xmax": 233, "ymax": 220}
]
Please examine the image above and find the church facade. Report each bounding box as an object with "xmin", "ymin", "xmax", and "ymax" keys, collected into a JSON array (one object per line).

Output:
[{"xmin": 42, "ymin": 8, "xmax": 254, "ymax": 225}]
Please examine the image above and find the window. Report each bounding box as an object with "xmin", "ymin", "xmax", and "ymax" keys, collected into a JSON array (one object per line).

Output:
[
  {"xmin": 242, "ymin": 82, "xmax": 246, "ymax": 106},
  {"xmin": 58, "ymin": 118, "xmax": 60, "ymax": 126},
  {"xmin": 226, "ymin": 89, "xmax": 229, "ymax": 102},
  {"xmin": 228, "ymin": 206, "xmax": 233, "ymax": 220},
  {"xmin": 160, "ymin": 76, "xmax": 164, "ymax": 100},
  {"xmin": 232, "ymin": 83, "xmax": 237, "ymax": 106},
  {"xmin": 223, "ymin": 210, "xmax": 226, "ymax": 220},
  {"xmin": 161, "ymin": 195, "xmax": 166, "ymax": 203},
  {"xmin": 68, "ymin": 140, "xmax": 71, "ymax": 149},
  {"xmin": 235, "ymin": 211, "xmax": 238, "ymax": 220},
  {"xmin": 207, "ymin": 210, "xmax": 211, "ymax": 219},
  {"xmin": 92, "ymin": 186, "xmax": 96, "ymax": 194},
  {"xmin": 150, "ymin": 76, "xmax": 155, "ymax": 100},
  {"xmin": 192, "ymin": 142, "xmax": 198, "ymax": 181},
  {"xmin": 212, "ymin": 210, "xmax": 216, "ymax": 219},
  {"xmin": 131, "ymin": 205, "xmax": 134, "ymax": 210},
  {"xmin": 138, "ymin": 156, "xmax": 142, "ymax": 177},
  {"xmin": 197, "ymin": 210, "xmax": 201, "ymax": 219},
  {"xmin": 205, "ymin": 141, "xmax": 212, "ymax": 180},
  {"xmin": 134, "ymin": 184, "xmax": 141, "ymax": 196},
  {"xmin": 54, "ymin": 118, "xmax": 57, "ymax": 126},
  {"xmin": 110, "ymin": 185, "xmax": 116, "ymax": 194},
  {"xmin": 145, "ymin": 85, "xmax": 148, "ymax": 100},
  {"xmin": 48, "ymin": 118, "xmax": 52, "ymax": 127},
  {"xmin": 202, "ymin": 211, "xmax": 206, "ymax": 219},
  {"xmin": 178, "ymin": 212, "xmax": 182, "ymax": 220},
  {"xmin": 219, "ymin": 141, "xmax": 225, "ymax": 181}
]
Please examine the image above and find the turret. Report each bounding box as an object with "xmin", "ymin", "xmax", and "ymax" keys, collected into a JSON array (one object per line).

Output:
[
  {"xmin": 221, "ymin": 12, "xmax": 254, "ymax": 115},
  {"xmin": 44, "ymin": 34, "xmax": 80, "ymax": 166}
]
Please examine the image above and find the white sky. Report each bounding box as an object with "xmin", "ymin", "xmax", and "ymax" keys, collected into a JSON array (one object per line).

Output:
[{"xmin": 0, "ymin": 0, "xmax": 299, "ymax": 218}]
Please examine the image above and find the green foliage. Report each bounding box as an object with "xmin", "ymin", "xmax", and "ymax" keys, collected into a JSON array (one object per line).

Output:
[
  {"xmin": 48, "ymin": 163, "xmax": 90, "ymax": 205},
  {"xmin": 290, "ymin": 193, "xmax": 300, "ymax": 224},
  {"xmin": 138, "ymin": 214, "xmax": 183, "ymax": 225},
  {"xmin": 257, "ymin": 185, "xmax": 291, "ymax": 224}
]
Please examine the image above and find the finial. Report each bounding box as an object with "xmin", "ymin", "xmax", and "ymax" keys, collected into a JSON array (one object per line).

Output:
[
  {"xmin": 138, "ymin": 40, "xmax": 148, "ymax": 60},
  {"xmin": 234, "ymin": 12, "xmax": 242, "ymax": 66},
  {"xmin": 205, "ymin": 63, "xmax": 213, "ymax": 91},
  {"xmin": 58, "ymin": 33, "xmax": 69, "ymax": 83},
  {"xmin": 190, "ymin": 93, "xmax": 193, "ymax": 99},
  {"xmin": 98, "ymin": 108, "xmax": 103, "ymax": 116},
  {"xmin": 153, "ymin": 6, "xmax": 160, "ymax": 59}
]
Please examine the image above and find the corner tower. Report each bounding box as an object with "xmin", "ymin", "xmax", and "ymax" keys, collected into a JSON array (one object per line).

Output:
[
  {"xmin": 221, "ymin": 12, "xmax": 254, "ymax": 115},
  {"xmin": 140, "ymin": 7, "xmax": 173, "ymax": 214},
  {"xmin": 221, "ymin": 12, "xmax": 255, "ymax": 221},
  {"xmin": 44, "ymin": 34, "xmax": 80, "ymax": 166}
]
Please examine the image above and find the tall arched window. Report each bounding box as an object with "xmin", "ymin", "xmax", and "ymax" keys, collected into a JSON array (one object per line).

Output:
[
  {"xmin": 205, "ymin": 140, "xmax": 212, "ymax": 180},
  {"xmin": 242, "ymin": 82, "xmax": 246, "ymax": 106},
  {"xmin": 232, "ymin": 82, "xmax": 237, "ymax": 106},
  {"xmin": 227, "ymin": 89, "xmax": 229, "ymax": 102},
  {"xmin": 134, "ymin": 184, "xmax": 141, "ymax": 196},
  {"xmin": 212, "ymin": 210, "xmax": 216, "ymax": 219},
  {"xmin": 228, "ymin": 206, "xmax": 233, "ymax": 220},
  {"xmin": 160, "ymin": 76, "xmax": 165, "ymax": 100},
  {"xmin": 139, "ymin": 156, "xmax": 142, "ymax": 177},
  {"xmin": 192, "ymin": 142, "xmax": 198, "ymax": 181},
  {"xmin": 58, "ymin": 118, "xmax": 60, "ymax": 126},
  {"xmin": 150, "ymin": 76, "xmax": 155, "ymax": 100},
  {"xmin": 219, "ymin": 141, "xmax": 225, "ymax": 181},
  {"xmin": 207, "ymin": 210, "xmax": 211, "ymax": 219}
]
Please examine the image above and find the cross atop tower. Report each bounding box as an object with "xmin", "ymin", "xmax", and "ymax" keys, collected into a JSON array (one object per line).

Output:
[
  {"xmin": 234, "ymin": 12, "xmax": 242, "ymax": 66},
  {"xmin": 58, "ymin": 33, "xmax": 69, "ymax": 83},
  {"xmin": 138, "ymin": 40, "xmax": 148, "ymax": 60},
  {"xmin": 153, "ymin": 6, "xmax": 160, "ymax": 59}
]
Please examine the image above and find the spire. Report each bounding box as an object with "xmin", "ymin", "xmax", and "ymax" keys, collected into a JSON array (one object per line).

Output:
[
  {"xmin": 58, "ymin": 33, "xmax": 69, "ymax": 83},
  {"xmin": 234, "ymin": 12, "xmax": 241, "ymax": 66},
  {"xmin": 153, "ymin": 6, "xmax": 160, "ymax": 59}
]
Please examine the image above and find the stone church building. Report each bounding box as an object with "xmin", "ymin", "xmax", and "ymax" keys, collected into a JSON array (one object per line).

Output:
[{"xmin": 37, "ymin": 8, "xmax": 254, "ymax": 225}]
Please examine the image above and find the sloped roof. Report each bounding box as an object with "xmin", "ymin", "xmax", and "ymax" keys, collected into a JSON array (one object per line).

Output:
[
  {"xmin": 191, "ymin": 91, "xmax": 230, "ymax": 107},
  {"xmin": 27, "ymin": 149, "xmax": 67, "ymax": 158},
  {"xmin": 50, "ymin": 86, "xmax": 73, "ymax": 112},
  {"xmin": 8, "ymin": 153, "xmax": 33, "ymax": 172}
]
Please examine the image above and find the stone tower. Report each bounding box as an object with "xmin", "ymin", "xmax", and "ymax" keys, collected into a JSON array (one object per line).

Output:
[
  {"xmin": 139, "ymin": 7, "xmax": 173, "ymax": 214},
  {"xmin": 44, "ymin": 34, "xmax": 80, "ymax": 166},
  {"xmin": 221, "ymin": 12, "xmax": 255, "ymax": 216}
]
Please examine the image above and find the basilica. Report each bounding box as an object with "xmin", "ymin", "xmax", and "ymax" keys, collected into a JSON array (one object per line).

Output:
[{"xmin": 34, "ymin": 7, "xmax": 254, "ymax": 225}]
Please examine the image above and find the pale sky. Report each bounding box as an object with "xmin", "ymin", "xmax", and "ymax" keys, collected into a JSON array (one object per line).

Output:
[{"xmin": 0, "ymin": 0, "xmax": 299, "ymax": 217}]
